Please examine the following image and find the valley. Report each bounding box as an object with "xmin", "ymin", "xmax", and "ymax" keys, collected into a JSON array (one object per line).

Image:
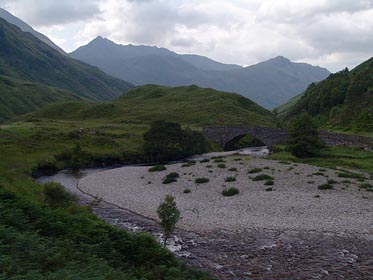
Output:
[{"xmin": 0, "ymin": 4, "xmax": 373, "ymax": 280}]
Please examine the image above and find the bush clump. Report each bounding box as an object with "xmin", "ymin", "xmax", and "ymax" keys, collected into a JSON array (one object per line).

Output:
[
  {"xmin": 183, "ymin": 189, "xmax": 191, "ymax": 193},
  {"xmin": 224, "ymin": 176, "xmax": 236, "ymax": 182},
  {"xmin": 327, "ymin": 179, "xmax": 339, "ymax": 185},
  {"xmin": 318, "ymin": 183, "xmax": 333, "ymax": 190},
  {"xmin": 43, "ymin": 182, "xmax": 76, "ymax": 208},
  {"xmin": 222, "ymin": 187, "xmax": 239, "ymax": 196},
  {"xmin": 217, "ymin": 163, "xmax": 226, "ymax": 168},
  {"xmin": 248, "ymin": 168, "xmax": 262, "ymax": 174},
  {"xmin": 149, "ymin": 165, "xmax": 166, "ymax": 172},
  {"xmin": 264, "ymin": 180, "xmax": 274, "ymax": 186},
  {"xmin": 252, "ymin": 174, "xmax": 274, "ymax": 181},
  {"xmin": 265, "ymin": 187, "xmax": 273, "ymax": 191},
  {"xmin": 200, "ymin": 159, "xmax": 210, "ymax": 163},
  {"xmin": 162, "ymin": 177, "xmax": 177, "ymax": 184},
  {"xmin": 166, "ymin": 172, "xmax": 180, "ymax": 179},
  {"xmin": 228, "ymin": 167, "xmax": 237, "ymax": 171},
  {"xmin": 195, "ymin": 178, "xmax": 209, "ymax": 184}
]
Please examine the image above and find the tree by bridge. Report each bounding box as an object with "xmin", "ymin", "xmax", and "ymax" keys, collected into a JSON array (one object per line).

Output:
[{"xmin": 286, "ymin": 113, "xmax": 325, "ymax": 157}]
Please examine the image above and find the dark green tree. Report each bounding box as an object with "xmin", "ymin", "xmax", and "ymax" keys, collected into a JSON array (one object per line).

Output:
[
  {"xmin": 157, "ymin": 195, "xmax": 181, "ymax": 248},
  {"xmin": 287, "ymin": 113, "xmax": 325, "ymax": 157},
  {"xmin": 143, "ymin": 120, "xmax": 208, "ymax": 162}
]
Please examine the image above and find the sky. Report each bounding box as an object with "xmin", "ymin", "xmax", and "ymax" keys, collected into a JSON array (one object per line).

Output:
[{"xmin": 1, "ymin": 0, "xmax": 373, "ymax": 72}]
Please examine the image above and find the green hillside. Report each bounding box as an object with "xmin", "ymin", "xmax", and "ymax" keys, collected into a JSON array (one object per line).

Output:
[
  {"xmin": 0, "ymin": 18, "xmax": 133, "ymax": 101},
  {"xmin": 285, "ymin": 59, "xmax": 373, "ymax": 132},
  {"xmin": 26, "ymin": 85, "xmax": 277, "ymax": 127},
  {"xmin": 0, "ymin": 75, "xmax": 80, "ymax": 122},
  {"xmin": 274, "ymin": 92, "xmax": 303, "ymax": 117}
]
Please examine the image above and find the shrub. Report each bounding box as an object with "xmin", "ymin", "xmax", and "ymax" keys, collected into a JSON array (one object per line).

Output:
[
  {"xmin": 264, "ymin": 180, "xmax": 274, "ymax": 186},
  {"xmin": 149, "ymin": 165, "xmax": 166, "ymax": 172},
  {"xmin": 195, "ymin": 178, "xmax": 209, "ymax": 184},
  {"xmin": 222, "ymin": 187, "xmax": 239, "ymax": 196},
  {"xmin": 157, "ymin": 195, "xmax": 180, "ymax": 247},
  {"xmin": 248, "ymin": 168, "xmax": 262, "ymax": 174},
  {"xmin": 214, "ymin": 158, "xmax": 225, "ymax": 163},
  {"xmin": 217, "ymin": 163, "xmax": 226, "ymax": 168},
  {"xmin": 265, "ymin": 187, "xmax": 273, "ymax": 191},
  {"xmin": 228, "ymin": 167, "xmax": 237, "ymax": 171},
  {"xmin": 224, "ymin": 176, "xmax": 236, "ymax": 182},
  {"xmin": 200, "ymin": 159, "xmax": 210, "ymax": 163},
  {"xmin": 162, "ymin": 177, "xmax": 177, "ymax": 184},
  {"xmin": 43, "ymin": 182, "xmax": 76, "ymax": 208},
  {"xmin": 318, "ymin": 184, "xmax": 333, "ymax": 190},
  {"xmin": 234, "ymin": 158, "xmax": 242, "ymax": 161},
  {"xmin": 183, "ymin": 189, "xmax": 191, "ymax": 194},
  {"xmin": 252, "ymin": 174, "xmax": 273, "ymax": 181},
  {"xmin": 312, "ymin": 172, "xmax": 325, "ymax": 176}
]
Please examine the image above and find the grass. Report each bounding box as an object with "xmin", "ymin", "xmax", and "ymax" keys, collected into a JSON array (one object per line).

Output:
[
  {"xmin": 222, "ymin": 187, "xmax": 240, "ymax": 196},
  {"xmin": 337, "ymin": 171, "xmax": 365, "ymax": 180},
  {"xmin": 252, "ymin": 174, "xmax": 274, "ymax": 181},
  {"xmin": 26, "ymin": 84, "xmax": 277, "ymax": 127},
  {"xmin": 358, "ymin": 183, "xmax": 373, "ymax": 192},
  {"xmin": 327, "ymin": 179, "xmax": 339, "ymax": 185},
  {"xmin": 195, "ymin": 178, "xmax": 209, "ymax": 184},
  {"xmin": 248, "ymin": 168, "xmax": 262, "ymax": 174},
  {"xmin": 268, "ymin": 146, "xmax": 373, "ymax": 174}
]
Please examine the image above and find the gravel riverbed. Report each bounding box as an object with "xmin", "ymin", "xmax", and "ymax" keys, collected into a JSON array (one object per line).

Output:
[{"xmin": 78, "ymin": 157, "xmax": 373, "ymax": 235}]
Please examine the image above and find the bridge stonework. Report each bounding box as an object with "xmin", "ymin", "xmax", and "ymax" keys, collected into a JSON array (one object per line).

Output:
[{"xmin": 202, "ymin": 126, "xmax": 373, "ymax": 150}]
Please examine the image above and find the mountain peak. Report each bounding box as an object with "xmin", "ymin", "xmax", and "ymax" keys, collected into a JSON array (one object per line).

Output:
[{"xmin": 269, "ymin": 56, "xmax": 291, "ymax": 63}]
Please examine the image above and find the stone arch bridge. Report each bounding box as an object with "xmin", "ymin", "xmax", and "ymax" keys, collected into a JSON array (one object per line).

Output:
[{"xmin": 202, "ymin": 126, "xmax": 373, "ymax": 150}]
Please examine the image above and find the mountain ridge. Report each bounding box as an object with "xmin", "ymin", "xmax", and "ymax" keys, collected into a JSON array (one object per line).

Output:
[
  {"xmin": 71, "ymin": 36, "xmax": 330, "ymax": 109},
  {"xmin": 0, "ymin": 7, "xmax": 65, "ymax": 54},
  {"xmin": 0, "ymin": 18, "xmax": 133, "ymax": 101}
]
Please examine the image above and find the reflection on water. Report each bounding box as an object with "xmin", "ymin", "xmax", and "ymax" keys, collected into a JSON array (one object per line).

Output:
[{"xmin": 195, "ymin": 146, "xmax": 269, "ymax": 159}]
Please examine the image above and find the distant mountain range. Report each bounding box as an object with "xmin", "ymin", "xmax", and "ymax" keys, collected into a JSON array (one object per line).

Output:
[
  {"xmin": 71, "ymin": 36, "xmax": 330, "ymax": 109},
  {"xmin": 0, "ymin": 7, "xmax": 65, "ymax": 54},
  {"xmin": 0, "ymin": 17, "xmax": 133, "ymax": 101}
]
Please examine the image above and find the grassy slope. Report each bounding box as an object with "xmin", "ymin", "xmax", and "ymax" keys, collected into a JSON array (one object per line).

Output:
[
  {"xmin": 284, "ymin": 58, "xmax": 373, "ymax": 132},
  {"xmin": 0, "ymin": 18, "xmax": 133, "ymax": 101},
  {"xmin": 274, "ymin": 92, "xmax": 303, "ymax": 116},
  {"xmin": 0, "ymin": 75, "xmax": 80, "ymax": 122},
  {"xmin": 25, "ymin": 85, "xmax": 277, "ymax": 127}
]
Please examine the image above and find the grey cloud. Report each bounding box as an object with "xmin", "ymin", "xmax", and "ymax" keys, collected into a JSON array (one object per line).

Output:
[{"xmin": 2, "ymin": 0, "xmax": 101, "ymax": 26}]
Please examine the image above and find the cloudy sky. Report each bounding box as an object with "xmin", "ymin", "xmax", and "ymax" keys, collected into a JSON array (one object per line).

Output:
[{"xmin": 1, "ymin": 0, "xmax": 373, "ymax": 72}]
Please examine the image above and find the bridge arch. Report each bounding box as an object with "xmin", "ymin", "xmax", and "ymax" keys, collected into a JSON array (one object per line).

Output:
[{"xmin": 224, "ymin": 134, "xmax": 267, "ymax": 151}]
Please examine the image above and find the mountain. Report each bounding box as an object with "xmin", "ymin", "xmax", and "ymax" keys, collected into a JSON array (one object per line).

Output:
[
  {"xmin": 0, "ymin": 18, "xmax": 133, "ymax": 101},
  {"xmin": 0, "ymin": 7, "xmax": 65, "ymax": 54},
  {"xmin": 284, "ymin": 58, "xmax": 373, "ymax": 132},
  {"xmin": 70, "ymin": 37, "xmax": 330, "ymax": 109},
  {"xmin": 0, "ymin": 75, "xmax": 80, "ymax": 122},
  {"xmin": 25, "ymin": 84, "xmax": 277, "ymax": 127}
]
